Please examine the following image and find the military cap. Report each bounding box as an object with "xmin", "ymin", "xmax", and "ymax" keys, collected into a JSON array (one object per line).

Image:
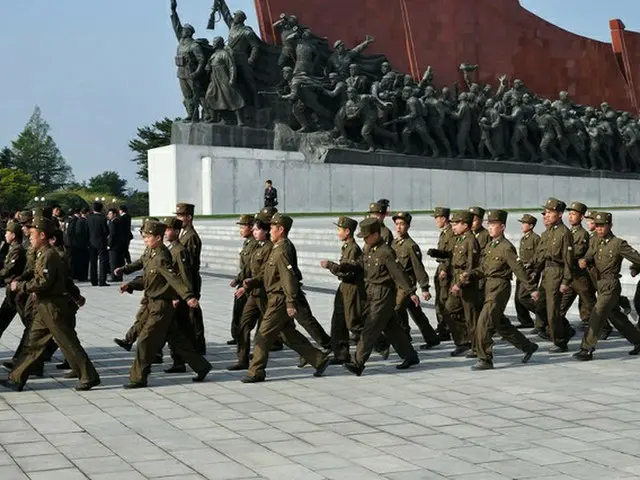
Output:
[
  {"xmin": 141, "ymin": 220, "xmax": 167, "ymax": 237},
  {"xmin": 486, "ymin": 210, "xmax": 508, "ymax": 223},
  {"xmin": 377, "ymin": 199, "xmax": 390, "ymax": 212},
  {"xmin": 175, "ymin": 203, "xmax": 195, "ymax": 216},
  {"xmin": 469, "ymin": 206, "xmax": 485, "ymax": 218},
  {"xmin": 161, "ymin": 216, "xmax": 183, "ymax": 230},
  {"xmin": 5, "ymin": 220, "xmax": 21, "ymax": 235},
  {"xmin": 542, "ymin": 197, "xmax": 566, "ymax": 212},
  {"xmin": 139, "ymin": 217, "xmax": 160, "ymax": 232},
  {"xmin": 518, "ymin": 213, "xmax": 537, "ymax": 226},
  {"xmin": 368, "ymin": 202, "xmax": 385, "ymax": 214},
  {"xmin": 334, "ymin": 216, "xmax": 358, "ymax": 232},
  {"xmin": 450, "ymin": 210, "xmax": 473, "ymax": 225},
  {"xmin": 270, "ymin": 213, "xmax": 293, "ymax": 231},
  {"xmin": 432, "ymin": 207, "xmax": 450, "ymax": 218},
  {"xmin": 18, "ymin": 210, "xmax": 33, "ymax": 225},
  {"xmin": 593, "ymin": 211, "xmax": 612, "ymax": 225},
  {"xmin": 30, "ymin": 217, "xmax": 55, "ymax": 236},
  {"xmin": 357, "ymin": 217, "xmax": 381, "ymax": 238},
  {"xmin": 567, "ymin": 202, "xmax": 587, "ymax": 215},
  {"xmin": 584, "ymin": 210, "xmax": 596, "ymax": 220},
  {"xmin": 392, "ymin": 211, "xmax": 412, "ymax": 224},
  {"xmin": 235, "ymin": 214, "xmax": 254, "ymax": 226},
  {"xmin": 256, "ymin": 206, "xmax": 278, "ymax": 223}
]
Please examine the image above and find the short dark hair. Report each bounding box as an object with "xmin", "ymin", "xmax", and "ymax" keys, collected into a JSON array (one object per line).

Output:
[
  {"xmin": 93, "ymin": 202, "xmax": 104, "ymax": 213},
  {"xmin": 254, "ymin": 220, "xmax": 269, "ymax": 231},
  {"xmin": 108, "ymin": 208, "xmax": 118, "ymax": 215},
  {"xmin": 119, "ymin": 205, "xmax": 128, "ymax": 213},
  {"xmin": 266, "ymin": 179, "xmax": 272, "ymax": 185},
  {"xmin": 81, "ymin": 207, "xmax": 90, "ymax": 215}
]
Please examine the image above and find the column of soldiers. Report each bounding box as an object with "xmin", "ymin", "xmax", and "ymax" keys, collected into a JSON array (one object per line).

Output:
[{"xmin": 3, "ymin": 196, "xmax": 640, "ymax": 392}]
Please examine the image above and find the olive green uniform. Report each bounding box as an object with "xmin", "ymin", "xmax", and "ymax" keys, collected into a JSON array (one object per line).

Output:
[
  {"xmin": 392, "ymin": 233, "xmax": 439, "ymax": 345},
  {"xmin": 472, "ymin": 235, "xmax": 537, "ymax": 363},
  {"xmin": 581, "ymin": 228, "xmax": 640, "ymax": 352},
  {"xmin": 235, "ymin": 239, "xmax": 273, "ymax": 366},
  {"xmin": 245, "ymin": 239, "xmax": 327, "ymax": 380},
  {"xmin": 0, "ymin": 239, "xmax": 26, "ymax": 338},
  {"xmin": 121, "ymin": 248, "xmax": 151, "ymax": 344},
  {"xmin": 12, "ymin": 243, "xmax": 38, "ymax": 362},
  {"xmin": 127, "ymin": 243, "xmax": 210, "ymax": 385},
  {"xmin": 326, "ymin": 237, "xmax": 365, "ymax": 362},
  {"xmin": 10, "ymin": 245, "xmax": 99, "ymax": 388},
  {"xmin": 560, "ymin": 224, "xmax": 596, "ymax": 324},
  {"xmin": 434, "ymin": 223, "xmax": 456, "ymax": 332},
  {"xmin": 515, "ymin": 229, "xmax": 540, "ymax": 328},
  {"xmin": 231, "ymin": 236, "xmax": 258, "ymax": 342},
  {"xmin": 179, "ymin": 225, "xmax": 206, "ymax": 354}
]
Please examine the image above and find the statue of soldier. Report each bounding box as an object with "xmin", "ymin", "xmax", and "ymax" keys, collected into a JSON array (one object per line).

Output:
[
  {"xmin": 618, "ymin": 117, "xmax": 640, "ymax": 172},
  {"xmin": 273, "ymin": 13, "xmax": 299, "ymax": 68},
  {"xmin": 483, "ymin": 98, "xmax": 505, "ymax": 159},
  {"xmin": 170, "ymin": 0, "xmax": 208, "ymax": 121},
  {"xmin": 586, "ymin": 117, "xmax": 606, "ymax": 170},
  {"xmin": 335, "ymin": 87, "xmax": 397, "ymax": 151},
  {"xmin": 501, "ymin": 96, "xmax": 538, "ymax": 163},
  {"xmin": 280, "ymin": 68, "xmax": 333, "ymax": 132},
  {"xmin": 478, "ymin": 117, "xmax": 498, "ymax": 160},
  {"xmin": 559, "ymin": 109, "xmax": 588, "ymax": 168},
  {"xmin": 596, "ymin": 110, "xmax": 617, "ymax": 169},
  {"xmin": 388, "ymin": 87, "xmax": 439, "ymax": 156},
  {"xmin": 328, "ymin": 36, "xmax": 378, "ymax": 79},
  {"xmin": 535, "ymin": 104, "xmax": 566, "ymax": 165},
  {"xmin": 204, "ymin": 37, "xmax": 245, "ymax": 126},
  {"xmin": 227, "ymin": 10, "xmax": 261, "ymax": 106},
  {"xmin": 346, "ymin": 64, "xmax": 368, "ymax": 94},
  {"xmin": 552, "ymin": 91, "xmax": 574, "ymax": 113},
  {"xmin": 421, "ymin": 86, "xmax": 453, "ymax": 157},
  {"xmin": 451, "ymin": 92, "xmax": 476, "ymax": 158},
  {"xmin": 323, "ymin": 72, "xmax": 348, "ymax": 116}
]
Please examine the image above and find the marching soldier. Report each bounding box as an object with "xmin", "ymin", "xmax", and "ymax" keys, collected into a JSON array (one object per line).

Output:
[
  {"xmin": 514, "ymin": 214, "xmax": 541, "ymax": 329},
  {"xmin": 574, "ymin": 212, "xmax": 640, "ymax": 360},
  {"xmin": 391, "ymin": 211, "xmax": 440, "ymax": 350},
  {"xmin": 175, "ymin": 203, "xmax": 206, "ymax": 355},
  {"xmin": 463, "ymin": 210, "xmax": 539, "ymax": 370},
  {"xmin": 340, "ymin": 218, "xmax": 420, "ymax": 376},
  {"xmin": 368, "ymin": 200, "xmax": 393, "ymax": 246},
  {"xmin": 228, "ymin": 215, "xmax": 258, "ymax": 345},
  {"xmin": 0, "ymin": 220, "xmax": 27, "ymax": 343},
  {"xmin": 470, "ymin": 206, "xmax": 490, "ymax": 253},
  {"xmin": 240, "ymin": 214, "xmax": 330, "ymax": 382},
  {"xmin": 320, "ymin": 216, "xmax": 365, "ymax": 364},
  {"xmin": 430, "ymin": 207, "xmax": 455, "ymax": 341}
]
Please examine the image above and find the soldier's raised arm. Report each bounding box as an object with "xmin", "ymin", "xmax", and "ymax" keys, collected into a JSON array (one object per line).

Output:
[{"xmin": 170, "ymin": 0, "xmax": 183, "ymax": 41}]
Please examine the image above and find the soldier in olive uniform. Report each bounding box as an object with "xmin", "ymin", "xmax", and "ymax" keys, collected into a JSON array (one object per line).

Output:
[
  {"xmin": 533, "ymin": 198, "xmax": 575, "ymax": 352},
  {"xmin": 368, "ymin": 201, "xmax": 394, "ymax": 246},
  {"xmin": 430, "ymin": 207, "xmax": 455, "ymax": 341},
  {"xmin": 228, "ymin": 215, "xmax": 258, "ymax": 346},
  {"xmin": 123, "ymin": 221, "xmax": 211, "ymax": 388},
  {"xmin": 228, "ymin": 213, "xmax": 274, "ymax": 370},
  {"xmin": 470, "ymin": 207, "xmax": 490, "ymax": 253},
  {"xmin": 241, "ymin": 214, "xmax": 330, "ymax": 383},
  {"xmin": 514, "ymin": 214, "xmax": 541, "ymax": 329},
  {"xmin": 340, "ymin": 218, "xmax": 420, "ymax": 376},
  {"xmin": 391, "ymin": 212, "xmax": 440, "ymax": 350},
  {"xmin": 463, "ymin": 210, "xmax": 539, "ymax": 370},
  {"xmin": 1, "ymin": 218, "xmax": 100, "ymax": 392},
  {"xmin": 574, "ymin": 212, "xmax": 640, "ymax": 360},
  {"xmin": 559, "ymin": 202, "xmax": 597, "ymax": 330},
  {"xmin": 0, "ymin": 221, "xmax": 26, "ymax": 342},
  {"xmin": 175, "ymin": 203, "xmax": 206, "ymax": 355},
  {"xmin": 321, "ymin": 216, "xmax": 365, "ymax": 364}
]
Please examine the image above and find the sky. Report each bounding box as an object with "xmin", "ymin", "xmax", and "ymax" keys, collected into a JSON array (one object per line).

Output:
[{"xmin": 1, "ymin": 0, "xmax": 638, "ymax": 191}]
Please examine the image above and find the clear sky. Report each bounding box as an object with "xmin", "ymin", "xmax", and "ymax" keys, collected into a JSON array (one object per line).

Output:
[{"xmin": 0, "ymin": 0, "xmax": 638, "ymax": 191}]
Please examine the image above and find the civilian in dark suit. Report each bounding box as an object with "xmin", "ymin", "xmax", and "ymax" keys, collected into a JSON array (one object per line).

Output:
[
  {"xmin": 119, "ymin": 205, "xmax": 134, "ymax": 264},
  {"xmin": 87, "ymin": 202, "xmax": 110, "ymax": 286},
  {"xmin": 107, "ymin": 208, "xmax": 126, "ymax": 282},
  {"xmin": 264, "ymin": 180, "xmax": 278, "ymax": 207},
  {"xmin": 68, "ymin": 208, "xmax": 90, "ymax": 281}
]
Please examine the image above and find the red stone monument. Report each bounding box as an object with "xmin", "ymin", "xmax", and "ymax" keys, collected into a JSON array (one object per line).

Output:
[{"xmin": 253, "ymin": 0, "xmax": 639, "ymax": 112}]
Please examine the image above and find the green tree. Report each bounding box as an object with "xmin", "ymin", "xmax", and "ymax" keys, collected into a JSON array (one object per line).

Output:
[
  {"xmin": 128, "ymin": 117, "xmax": 174, "ymax": 182},
  {"xmin": 0, "ymin": 147, "xmax": 14, "ymax": 168},
  {"xmin": 88, "ymin": 170, "xmax": 128, "ymax": 197},
  {"xmin": 0, "ymin": 168, "xmax": 39, "ymax": 211},
  {"xmin": 11, "ymin": 106, "xmax": 73, "ymax": 192}
]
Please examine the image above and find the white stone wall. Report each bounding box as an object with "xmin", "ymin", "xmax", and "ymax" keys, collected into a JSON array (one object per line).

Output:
[{"xmin": 148, "ymin": 145, "xmax": 640, "ymax": 215}]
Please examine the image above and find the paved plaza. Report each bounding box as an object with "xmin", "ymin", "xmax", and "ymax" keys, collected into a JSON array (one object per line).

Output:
[{"xmin": 3, "ymin": 276, "xmax": 640, "ymax": 479}]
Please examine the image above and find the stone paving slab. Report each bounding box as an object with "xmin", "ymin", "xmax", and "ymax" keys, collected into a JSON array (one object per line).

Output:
[{"xmin": 1, "ymin": 277, "xmax": 640, "ymax": 479}]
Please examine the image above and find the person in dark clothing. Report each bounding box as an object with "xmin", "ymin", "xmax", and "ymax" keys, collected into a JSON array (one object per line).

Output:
[
  {"xmin": 119, "ymin": 205, "xmax": 134, "ymax": 264},
  {"xmin": 70, "ymin": 208, "xmax": 90, "ymax": 281},
  {"xmin": 87, "ymin": 202, "xmax": 110, "ymax": 286},
  {"xmin": 107, "ymin": 208, "xmax": 126, "ymax": 282},
  {"xmin": 263, "ymin": 180, "xmax": 278, "ymax": 208}
]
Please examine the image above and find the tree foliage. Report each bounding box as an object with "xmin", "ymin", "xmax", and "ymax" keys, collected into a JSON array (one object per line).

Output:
[
  {"xmin": 88, "ymin": 170, "xmax": 128, "ymax": 197},
  {"xmin": 0, "ymin": 147, "xmax": 14, "ymax": 169},
  {"xmin": 128, "ymin": 117, "xmax": 174, "ymax": 182},
  {"xmin": 11, "ymin": 107, "xmax": 73, "ymax": 192},
  {"xmin": 0, "ymin": 168, "xmax": 39, "ymax": 211}
]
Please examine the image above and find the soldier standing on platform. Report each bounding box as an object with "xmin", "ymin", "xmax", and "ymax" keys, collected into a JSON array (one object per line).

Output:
[
  {"xmin": 340, "ymin": 218, "xmax": 421, "ymax": 376},
  {"xmin": 391, "ymin": 212, "xmax": 440, "ymax": 350},
  {"xmin": 463, "ymin": 210, "xmax": 539, "ymax": 370},
  {"xmin": 228, "ymin": 215, "xmax": 257, "ymax": 346},
  {"xmin": 514, "ymin": 214, "xmax": 541, "ymax": 329},
  {"xmin": 320, "ymin": 216, "xmax": 365, "ymax": 365},
  {"xmin": 175, "ymin": 203, "xmax": 206, "ymax": 355},
  {"xmin": 574, "ymin": 212, "xmax": 640, "ymax": 360}
]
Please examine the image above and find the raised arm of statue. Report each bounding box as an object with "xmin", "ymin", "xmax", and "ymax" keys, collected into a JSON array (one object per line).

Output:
[
  {"xmin": 495, "ymin": 75, "xmax": 507, "ymax": 99},
  {"xmin": 352, "ymin": 35, "xmax": 374, "ymax": 54},
  {"xmin": 170, "ymin": 0, "xmax": 183, "ymax": 41}
]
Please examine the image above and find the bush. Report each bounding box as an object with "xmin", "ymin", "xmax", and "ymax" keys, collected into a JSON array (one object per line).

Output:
[{"xmin": 25, "ymin": 190, "xmax": 89, "ymax": 212}]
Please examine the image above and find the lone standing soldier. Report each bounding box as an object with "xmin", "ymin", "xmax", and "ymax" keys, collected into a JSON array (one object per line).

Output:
[
  {"xmin": 391, "ymin": 212, "xmax": 440, "ymax": 350},
  {"xmin": 534, "ymin": 198, "xmax": 575, "ymax": 352},
  {"xmin": 462, "ymin": 210, "xmax": 539, "ymax": 370},
  {"xmin": 340, "ymin": 218, "xmax": 420, "ymax": 376},
  {"xmin": 175, "ymin": 203, "xmax": 206, "ymax": 355},
  {"xmin": 430, "ymin": 207, "xmax": 455, "ymax": 341},
  {"xmin": 241, "ymin": 214, "xmax": 330, "ymax": 382},
  {"xmin": 320, "ymin": 216, "xmax": 364, "ymax": 365},
  {"xmin": 264, "ymin": 180, "xmax": 278, "ymax": 208},
  {"xmin": 123, "ymin": 221, "xmax": 211, "ymax": 388},
  {"xmin": 2, "ymin": 218, "xmax": 100, "ymax": 392},
  {"xmin": 515, "ymin": 214, "xmax": 541, "ymax": 330},
  {"xmin": 228, "ymin": 215, "xmax": 257, "ymax": 346},
  {"xmin": 575, "ymin": 212, "xmax": 640, "ymax": 360}
]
